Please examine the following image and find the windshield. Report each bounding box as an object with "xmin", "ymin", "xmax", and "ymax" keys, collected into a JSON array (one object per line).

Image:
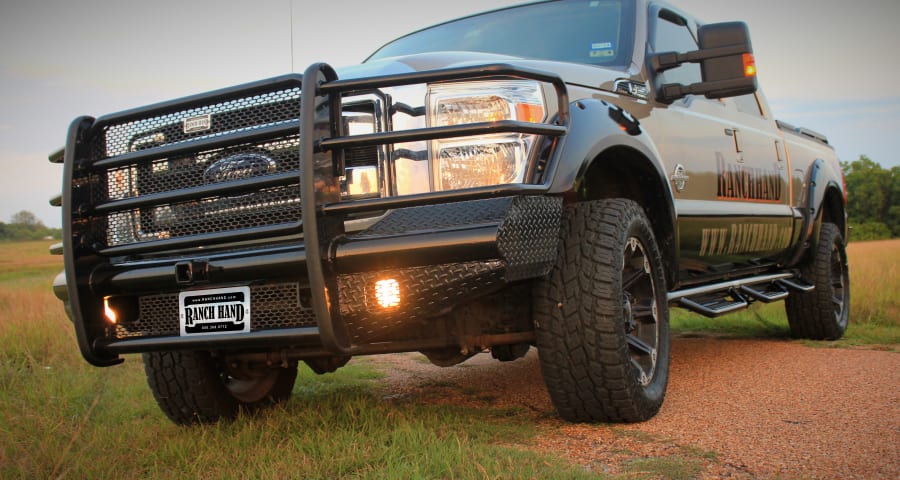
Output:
[{"xmin": 367, "ymin": 0, "xmax": 635, "ymax": 67}]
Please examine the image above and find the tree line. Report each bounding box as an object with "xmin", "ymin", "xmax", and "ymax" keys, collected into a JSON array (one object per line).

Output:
[
  {"xmin": 842, "ymin": 155, "xmax": 899, "ymax": 241},
  {"xmin": 0, "ymin": 211, "xmax": 62, "ymax": 241}
]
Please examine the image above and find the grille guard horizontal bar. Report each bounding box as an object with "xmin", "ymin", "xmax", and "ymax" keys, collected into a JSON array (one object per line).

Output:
[
  {"xmin": 99, "ymin": 221, "xmax": 303, "ymax": 256},
  {"xmin": 90, "ymin": 74, "xmax": 305, "ymax": 130},
  {"xmin": 317, "ymin": 121, "xmax": 566, "ymax": 150},
  {"xmin": 94, "ymin": 171, "xmax": 300, "ymax": 214},
  {"xmin": 91, "ymin": 121, "xmax": 301, "ymax": 170},
  {"xmin": 92, "ymin": 223, "xmax": 502, "ymax": 297},
  {"xmin": 321, "ymin": 63, "xmax": 570, "ymax": 121},
  {"xmin": 96, "ymin": 327, "xmax": 321, "ymax": 354}
]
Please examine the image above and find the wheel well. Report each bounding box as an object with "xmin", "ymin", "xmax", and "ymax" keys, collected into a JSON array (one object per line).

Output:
[
  {"xmin": 820, "ymin": 186, "xmax": 847, "ymax": 240},
  {"xmin": 579, "ymin": 146, "xmax": 677, "ymax": 288}
]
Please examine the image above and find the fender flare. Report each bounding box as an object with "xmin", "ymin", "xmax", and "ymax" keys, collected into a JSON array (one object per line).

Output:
[
  {"xmin": 546, "ymin": 97, "xmax": 678, "ymax": 283},
  {"xmin": 548, "ymin": 98, "xmax": 671, "ymax": 203},
  {"xmin": 786, "ymin": 158, "xmax": 846, "ymax": 267}
]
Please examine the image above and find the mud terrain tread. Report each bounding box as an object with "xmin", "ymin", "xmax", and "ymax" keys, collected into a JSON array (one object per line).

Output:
[
  {"xmin": 143, "ymin": 350, "xmax": 296, "ymax": 425},
  {"xmin": 144, "ymin": 351, "xmax": 238, "ymax": 424},
  {"xmin": 534, "ymin": 199, "xmax": 669, "ymax": 423},
  {"xmin": 785, "ymin": 223, "xmax": 849, "ymax": 340}
]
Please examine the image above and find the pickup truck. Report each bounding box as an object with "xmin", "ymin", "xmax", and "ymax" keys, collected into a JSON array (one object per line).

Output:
[{"xmin": 50, "ymin": 0, "xmax": 849, "ymax": 425}]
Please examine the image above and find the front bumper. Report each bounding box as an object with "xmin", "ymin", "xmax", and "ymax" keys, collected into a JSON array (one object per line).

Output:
[
  {"xmin": 56, "ymin": 63, "xmax": 569, "ymax": 366},
  {"xmin": 58, "ymin": 196, "xmax": 560, "ymax": 361}
]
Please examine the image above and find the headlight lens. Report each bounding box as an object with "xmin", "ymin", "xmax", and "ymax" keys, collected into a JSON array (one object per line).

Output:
[
  {"xmin": 437, "ymin": 139, "xmax": 528, "ymax": 190},
  {"xmin": 428, "ymin": 80, "xmax": 546, "ymax": 191}
]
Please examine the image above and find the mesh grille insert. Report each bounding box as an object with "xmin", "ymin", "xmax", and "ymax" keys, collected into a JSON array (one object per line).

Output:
[
  {"xmin": 90, "ymin": 88, "xmax": 305, "ymax": 249},
  {"xmin": 115, "ymin": 283, "xmax": 316, "ymax": 339}
]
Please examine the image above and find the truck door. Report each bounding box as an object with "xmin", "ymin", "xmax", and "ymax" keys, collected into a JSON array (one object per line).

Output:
[
  {"xmin": 719, "ymin": 92, "xmax": 794, "ymax": 262},
  {"xmin": 645, "ymin": 6, "xmax": 791, "ymax": 283}
]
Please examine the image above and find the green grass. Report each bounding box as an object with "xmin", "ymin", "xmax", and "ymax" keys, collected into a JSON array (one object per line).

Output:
[
  {"xmin": 845, "ymin": 239, "xmax": 900, "ymax": 326},
  {"xmin": 1, "ymin": 322, "xmax": 600, "ymax": 479},
  {"xmin": 623, "ymin": 456, "xmax": 703, "ymax": 480},
  {"xmin": 0, "ymin": 240, "xmax": 61, "ymax": 285},
  {"xmin": 0, "ymin": 242, "xmax": 599, "ymax": 479},
  {"xmin": 609, "ymin": 429, "xmax": 715, "ymax": 479},
  {"xmin": 1, "ymin": 239, "xmax": 897, "ymax": 478},
  {"xmin": 672, "ymin": 239, "xmax": 900, "ymax": 350},
  {"xmin": 672, "ymin": 302, "xmax": 900, "ymax": 350}
]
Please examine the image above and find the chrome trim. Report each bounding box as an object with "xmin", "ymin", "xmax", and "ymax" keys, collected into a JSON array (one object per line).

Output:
[
  {"xmin": 670, "ymin": 164, "xmax": 689, "ymax": 193},
  {"xmin": 667, "ymin": 272, "xmax": 794, "ymax": 302},
  {"xmin": 613, "ymin": 79, "xmax": 649, "ymax": 100},
  {"xmin": 53, "ymin": 271, "xmax": 69, "ymax": 302}
]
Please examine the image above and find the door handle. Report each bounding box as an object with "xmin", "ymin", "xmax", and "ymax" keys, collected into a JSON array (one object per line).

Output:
[{"xmin": 724, "ymin": 128, "xmax": 742, "ymax": 153}]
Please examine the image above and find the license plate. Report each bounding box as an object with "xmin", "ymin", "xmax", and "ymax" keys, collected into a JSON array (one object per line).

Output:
[{"xmin": 179, "ymin": 286, "xmax": 251, "ymax": 336}]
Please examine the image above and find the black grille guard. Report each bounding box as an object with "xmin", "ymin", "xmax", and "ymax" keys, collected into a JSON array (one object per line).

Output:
[{"xmin": 61, "ymin": 62, "xmax": 570, "ymax": 365}]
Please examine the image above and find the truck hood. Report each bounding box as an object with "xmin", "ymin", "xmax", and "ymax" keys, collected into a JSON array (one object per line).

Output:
[{"xmin": 338, "ymin": 51, "xmax": 629, "ymax": 94}]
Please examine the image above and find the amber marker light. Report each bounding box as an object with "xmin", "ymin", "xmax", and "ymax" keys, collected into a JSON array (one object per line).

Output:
[
  {"xmin": 515, "ymin": 103, "xmax": 545, "ymax": 123},
  {"xmin": 742, "ymin": 53, "xmax": 757, "ymax": 77},
  {"xmin": 103, "ymin": 297, "xmax": 118, "ymax": 325},
  {"xmin": 374, "ymin": 279, "xmax": 401, "ymax": 309}
]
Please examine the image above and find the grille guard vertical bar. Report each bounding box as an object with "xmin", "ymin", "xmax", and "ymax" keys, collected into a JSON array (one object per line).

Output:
[
  {"xmin": 62, "ymin": 116, "xmax": 123, "ymax": 367},
  {"xmin": 300, "ymin": 63, "xmax": 351, "ymax": 354},
  {"xmin": 301, "ymin": 62, "xmax": 571, "ymax": 355}
]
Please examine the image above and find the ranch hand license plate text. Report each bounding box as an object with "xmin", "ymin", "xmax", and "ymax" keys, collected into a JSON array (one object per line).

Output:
[{"xmin": 179, "ymin": 286, "xmax": 251, "ymax": 336}]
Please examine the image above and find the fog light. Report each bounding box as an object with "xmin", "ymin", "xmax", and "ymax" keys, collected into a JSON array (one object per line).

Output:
[
  {"xmin": 103, "ymin": 297, "xmax": 118, "ymax": 325},
  {"xmin": 374, "ymin": 279, "xmax": 401, "ymax": 309}
]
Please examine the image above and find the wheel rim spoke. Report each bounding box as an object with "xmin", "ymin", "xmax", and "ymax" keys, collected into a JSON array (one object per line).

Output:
[
  {"xmin": 631, "ymin": 301, "xmax": 655, "ymax": 320},
  {"xmin": 621, "ymin": 236, "xmax": 659, "ymax": 387},
  {"xmin": 828, "ymin": 241, "xmax": 849, "ymax": 328},
  {"xmin": 622, "ymin": 268, "xmax": 646, "ymax": 290},
  {"xmin": 627, "ymin": 334, "xmax": 655, "ymax": 357}
]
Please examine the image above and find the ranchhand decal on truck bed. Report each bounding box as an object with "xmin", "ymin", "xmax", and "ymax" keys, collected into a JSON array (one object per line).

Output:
[{"xmin": 49, "ymin": 0, "xmax": 849, "ymax": 426}]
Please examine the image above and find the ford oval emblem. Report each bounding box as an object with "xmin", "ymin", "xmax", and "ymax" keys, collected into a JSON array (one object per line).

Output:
[{"xmin": 204, "ymin": 153, "xmax": 277, "ymax": 183}]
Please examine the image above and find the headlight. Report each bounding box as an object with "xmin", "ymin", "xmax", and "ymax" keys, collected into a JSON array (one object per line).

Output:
[
  {"xmin": 341, "ymin": 110, "xmax": 380, "ymax": 200},
  {"xmin": 428, "ymin": 80, "xmax": 546, "ymax": 191},
  {"xmin": 437, "ymin": 139, "xmax": 528, "ymax": 190}
]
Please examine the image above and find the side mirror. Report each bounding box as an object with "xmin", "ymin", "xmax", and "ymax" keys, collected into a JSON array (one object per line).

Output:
[
  {"xmin": 651, "ymin": 21, "xmax": 758, "ymax": 103},
  {"xmin": 697, "ymin": 22, "xmax": 758, "ymax": 97}
]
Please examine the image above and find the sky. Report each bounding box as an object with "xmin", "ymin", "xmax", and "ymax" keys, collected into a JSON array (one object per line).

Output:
[{"xmin": 1, "ymin": 0, "xmax": 898, "ymax": 228}]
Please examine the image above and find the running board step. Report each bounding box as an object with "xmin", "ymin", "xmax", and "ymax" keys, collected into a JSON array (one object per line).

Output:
[
  {"xmin": 679, "ymin": 293, "xmax": 748, "ymax": 317},
  {"xmin": 777, "ymin": 278, "xmax": 815, "ymax": 292},
  {"xmin": 668, "ymin": 272, "xmax": 805, "ymax": 318},
  {"xmin": 739, "ymin": 283, "xmax": 789, "ymax": 303}
]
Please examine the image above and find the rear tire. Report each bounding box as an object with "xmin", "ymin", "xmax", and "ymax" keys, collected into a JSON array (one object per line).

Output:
[
  {"xmin": 143, "ymin": 350, "xmax": 297, "ymax": 425},
  {"xmin": 535, "ymin": 199, "xmax": 669, "ymax": 423},
  {"xmin": 785, "ymin": 223, "xmax": 850, "ymax": 340}
]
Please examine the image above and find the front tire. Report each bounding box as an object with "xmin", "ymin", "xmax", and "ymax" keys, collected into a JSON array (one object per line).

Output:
[
  {"xmin": 785, "ymin": 223, "xmax": 850, "ymax": 340},
  {"xmin": 535, "ymin": 199, "xmax": 670, "ymax": 423},
  {"xmin": 143, "ymin": 350, "xmax": 297, "ymax": 425}
]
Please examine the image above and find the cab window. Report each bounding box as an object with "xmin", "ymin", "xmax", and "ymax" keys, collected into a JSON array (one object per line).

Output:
[
  {"xmin": 732, "ymin": 93, "xmax": 764, "ymax": 117},
  {"xmin": 651, "ymin": 10, "xmax": 701, "ymax": 87}
]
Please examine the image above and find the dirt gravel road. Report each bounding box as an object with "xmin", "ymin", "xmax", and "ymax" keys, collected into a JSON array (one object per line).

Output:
[{"xmin": 373, "ymin": 337, "xmax": 900, "ymax": 479}]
